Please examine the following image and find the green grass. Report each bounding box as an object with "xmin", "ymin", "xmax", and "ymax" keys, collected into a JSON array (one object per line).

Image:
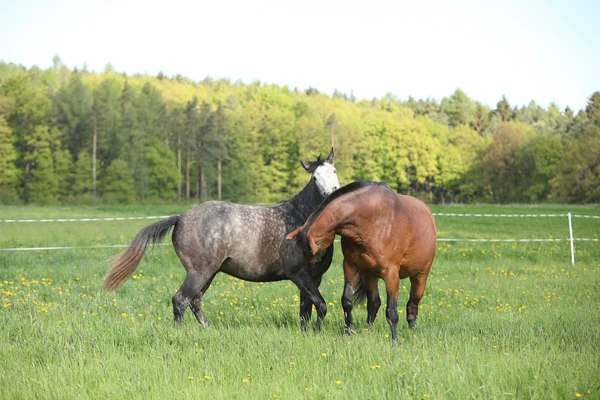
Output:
[{"xmin": 0, "ymin": 204, "xmax": 599, "ymax": 399}]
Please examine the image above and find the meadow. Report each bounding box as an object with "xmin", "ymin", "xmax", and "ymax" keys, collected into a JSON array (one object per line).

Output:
[{"xmin": 0, "ymin": 204, "xmax": 599, "ymax": 399}]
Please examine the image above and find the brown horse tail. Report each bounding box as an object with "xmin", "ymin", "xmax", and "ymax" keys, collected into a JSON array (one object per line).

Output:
[
  {"xmin": 102, "ymin": 215, "xmax": 180, "ymax": 291},
  {"xmin": 352, "ymin": 277, "xmax": 368, "ymax": 305}
]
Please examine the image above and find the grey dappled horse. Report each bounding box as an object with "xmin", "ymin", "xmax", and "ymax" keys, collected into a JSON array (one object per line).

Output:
[{"xmin": 103, "ymin": 149, "xmax": 340, "ymax": 330}]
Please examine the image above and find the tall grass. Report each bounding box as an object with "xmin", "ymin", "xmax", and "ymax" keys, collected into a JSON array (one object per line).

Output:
[{"xmin": 0, "ymin": 204, "xmax": 598, "ymax": 399}]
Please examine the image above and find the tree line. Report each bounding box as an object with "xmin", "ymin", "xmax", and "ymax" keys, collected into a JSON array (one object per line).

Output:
[{"xmin": 0, "ymin": 57, "xmax": 599, "ymax": 205}]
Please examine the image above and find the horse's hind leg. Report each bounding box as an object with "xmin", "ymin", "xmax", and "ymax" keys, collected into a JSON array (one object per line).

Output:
[
  {"xmin": 172, "ymin": 253, "xmax": 221, "ymax": 326},
  {"xmin": 189, "ymin": 274, "xmax": 216, "ymax": 327},
  {"xmin": 172, "ymin": 272, "xmax": 200, "ymax": 326},
  {"xmin": 341, "ymin": 260, "xmax": 361, "ymax": 332},
  {"xmin": 406, "ymin": 270, "xmax": 430, "ymax": 330},
  {"xmin": 362, "ymin": 275, "xmax": 381, "ymax": 328}
]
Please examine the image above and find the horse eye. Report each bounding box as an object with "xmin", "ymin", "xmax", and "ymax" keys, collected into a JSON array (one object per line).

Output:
[{"xmin": 333, "ymin": 169, "xmax": 336, "ymax": 173}]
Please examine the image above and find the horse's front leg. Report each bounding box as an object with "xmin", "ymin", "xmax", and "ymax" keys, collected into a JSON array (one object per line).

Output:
[
  {"xmin": 341, "ymin": 260, "xmax": 361, "ymax": 333},
  {"xmin": 290, "ymin": 269, "xmax": 327, "ymax": 331},
  {"xmin": 299, "ymin": 291, "xmax": 312, "ymax": 332},
  {"xmin": 383, "ymin": 268, "xmax": 400, "ymax": 342},
  {"xmin": 362, "ymin": 274, "xmax": 381, "ymax": 327}
]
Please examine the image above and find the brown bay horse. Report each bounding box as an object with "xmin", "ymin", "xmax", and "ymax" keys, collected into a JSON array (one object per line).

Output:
[{"xmin": 287, "ymin": 181, "xmax": 437, "ymax": 341}]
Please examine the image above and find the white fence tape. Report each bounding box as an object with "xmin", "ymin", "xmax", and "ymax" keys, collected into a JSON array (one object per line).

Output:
[
  {"xmin": 1, "ymin": 213, "xmax": 599, "ymax": 223},
  {"xmin": 1, "ymin": 238, "xmax": 597, "ymax": 252},
  {"xmin": 0, "ymin": 244, "xmax": 170, "ymax": 252},
  {"xmin": 0, "ymin": 216, "xmax": 172, "ymax": 223},
  {"xmin": 0, "ymin": 213, "xmax": 597, "ymax": 265},
  {"xmin": 432, "ymin": 213, "xmax": 600, "ymax": 218}
]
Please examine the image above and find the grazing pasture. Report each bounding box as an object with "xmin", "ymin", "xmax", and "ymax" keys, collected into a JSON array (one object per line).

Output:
[{"xmin": 0, "ymin": 204, "xmax": 599, "ymax": 399}]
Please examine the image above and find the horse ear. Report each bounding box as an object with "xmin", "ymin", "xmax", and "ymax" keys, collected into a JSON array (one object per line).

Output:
[
  {"xmin": 286, "ymin": 226, "xmax": 303, "ymax": 240},
  {"xmin": 300, "ymin": 160, "xmax": 311, "ymax": 172},
  {"xmin": 308, "ymin": 237, "xmax": 320, "ymax": 255},
  {"xmin": 326, "ymin": 147, "xmax": 334, "ymax": 164}
]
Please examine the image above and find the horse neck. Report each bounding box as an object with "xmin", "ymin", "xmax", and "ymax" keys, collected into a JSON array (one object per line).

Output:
[
  {"xmin": 307, "ymin": 193, "xmax": 358, "ymax": 242},
  {"xmin": 284, "ymin": 179, "xmax": 324, "ymax": 221}
]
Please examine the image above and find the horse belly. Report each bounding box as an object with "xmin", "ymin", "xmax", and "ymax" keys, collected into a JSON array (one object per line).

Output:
[
  {"xmin": 341, "ymin": 241, "xmax": 381, "ymax": 276},
  {"xmin": 220, "ymin": 252, "xmax": 286, "ymax": 282}
]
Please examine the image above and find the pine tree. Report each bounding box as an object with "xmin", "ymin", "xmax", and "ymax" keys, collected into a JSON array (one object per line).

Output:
[
  {"xmin": 0, "ymin": 113, "xmax": 19, "ymax": 198},
  {"xmin": 471, "ymin": 103, "xmax": 490, "ymax": 134},
  {"xmin": 100, "ymin": 159, "xmax": 135, "ymax": 204},
  {"xmin": 183, "ymin": 97, "xmax": 198, "ymax": 200},
  {"xmin": 585, "ymin": 91, "xmax": 600, "ymax": 126},
  {"xmin": 72, "ymin": 151, "xmax": 93, "ymax": 195},
  {"xmin": 49, "ymin": 126, "xmax": 72, "ymax": 199},
  {"xmin": 496, "ymin": 95, "xmax": 513, "ymax": 122},
  {"xmin": 25, "ymin": 126, "xmax": 58, "ymax": 203}
]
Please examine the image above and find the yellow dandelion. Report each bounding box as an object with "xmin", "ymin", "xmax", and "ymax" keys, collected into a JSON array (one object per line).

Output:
[
  {"xmin": 242, "ymin": 379, "xmax": 249, "ymax": 383},
  {"xmin": 575, "ymin": 394, "xmax": 582, "ymax": 398},
  {"xmin": 335, "ymin": 380, "xmax": 342, "ymax": 385},
  {"xmin": 371, "ymin": 365, "xmax": 381, "ymax": 369},
  {"xmin": 121, "ymin": 313, "xmax": 128, "ymax": 318},
  {"xmin": 188, "ymin": 376, "xmax": 193, "ymax": 381},
  {"xmin": 204, "ymin": 375, "xmax": 211, "ymax": 380},
  {"xmin": 321, "ymin": 353, "xmax": 327, "ymax": 357}
]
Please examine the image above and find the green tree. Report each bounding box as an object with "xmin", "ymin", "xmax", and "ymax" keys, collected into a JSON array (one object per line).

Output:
[
  {"xmin": 0, "ymin": 96, "xmax": 19, "ymax": 199},
  {"xmin": 49, "ymin": 126, "xmax": 72, "ymax": 199},
  {"xmin": 513, "ymin": 135, "xmax": 563, "ymax": 201},
  {"xmin": 25, "ymin": 126, "xmax": 58, "ymax": 203},
  {"xmin": 585, "ymin": 91, "xmax": 600, "ymax": 126},
  {"xmin": 440, "ymin": 88, "xmax": 475, "ymax": 127},
  {"xmin": 496, "ymin": 95, "xmax": 513, "ymax": 122},
  {"xmin": 471, "ymin": 103, "xmax": 490, "ymax": 134},
  {"xmin": 0, "ymin": 114, "xmax": 19, "ymax": 201},
  {"xmin": 550, "ymin": 126, "xmax": 600, "ymax": 203},
  {"xmin": 145, "ymin": 139, "xmax": 178, "ymax": 200},
  {"xmin": 53, "ymin": 73, "xmax": 93, "ymax": 157},
  {"xmin": 100, "ymin": 159, "xmax": 135, "ymax": 203},
  {"xmin": 480, "ymin": 123, "xmax": 525, "ymax": 202},
  {"xmin": 0, "ymin": 69, "xmax": 52, "ymax": 201},
  {"xmin": 72, "ymin": 151, "xmax": 93, "ymax": 195}
]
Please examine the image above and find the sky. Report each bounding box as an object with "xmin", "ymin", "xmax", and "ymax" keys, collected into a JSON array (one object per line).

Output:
[{"xmin": 1, "ymin": 0, "xmax": 598, "ymax": 111}]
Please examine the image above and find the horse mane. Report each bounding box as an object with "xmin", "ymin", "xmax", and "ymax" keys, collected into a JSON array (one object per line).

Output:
[{"xmin": 302, "ymin": 180, "xmax": 388, "ymax": 233}]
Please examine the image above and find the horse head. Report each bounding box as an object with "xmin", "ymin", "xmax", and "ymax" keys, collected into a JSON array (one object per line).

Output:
[
  {"xmin": 300, "ymin": 148, "xmax": 339, "ymax": 197},
  {"xmin": 286, "ymin": 223, "xmax": 328, "ymax": 264}
]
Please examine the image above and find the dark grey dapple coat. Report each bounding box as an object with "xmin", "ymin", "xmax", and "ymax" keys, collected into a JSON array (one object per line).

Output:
[{"xmin": 103, "ymin": 150, "xmax": 340, "ymax": 330}]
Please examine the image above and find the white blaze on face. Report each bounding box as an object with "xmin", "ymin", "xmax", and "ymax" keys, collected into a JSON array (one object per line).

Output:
[{"xmin": 313, "ymin": 162, "xmax": 340, "ymax": 197}]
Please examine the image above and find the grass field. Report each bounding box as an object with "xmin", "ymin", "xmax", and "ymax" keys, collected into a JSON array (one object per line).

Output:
[{"xmin": 1, "ymin": 204, "xmax": 599, "ymax": 399}]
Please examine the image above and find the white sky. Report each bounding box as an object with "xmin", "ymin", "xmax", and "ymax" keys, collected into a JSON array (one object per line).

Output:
[{"xmin": 1, "ymin": 0, "xmax": 598, "ymax": 110}]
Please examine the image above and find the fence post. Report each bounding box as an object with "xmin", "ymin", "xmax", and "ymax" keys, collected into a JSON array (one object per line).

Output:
[{"xmin": 568, "ymin": 212, "xmax": 575, "ymax": 265}]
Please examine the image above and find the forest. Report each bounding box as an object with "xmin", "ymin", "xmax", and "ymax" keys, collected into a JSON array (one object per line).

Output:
[{"xmin": 0, "ymin": 57, "xmax": 599, "ymax": 205}]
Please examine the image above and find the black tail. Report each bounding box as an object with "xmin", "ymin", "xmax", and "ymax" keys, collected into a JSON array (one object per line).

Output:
[
  {"xmin": 102, "ymin": 215, "xmax": 180, "ymax": 290},
  {"xmin": 352, "ymin": 276, "xmax": 367, "ymax": 305}
]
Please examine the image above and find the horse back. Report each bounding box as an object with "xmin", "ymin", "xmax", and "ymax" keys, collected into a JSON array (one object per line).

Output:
[{"xmin": 174, "ymin": 201, "xmax": 286, "ymax": 269}]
